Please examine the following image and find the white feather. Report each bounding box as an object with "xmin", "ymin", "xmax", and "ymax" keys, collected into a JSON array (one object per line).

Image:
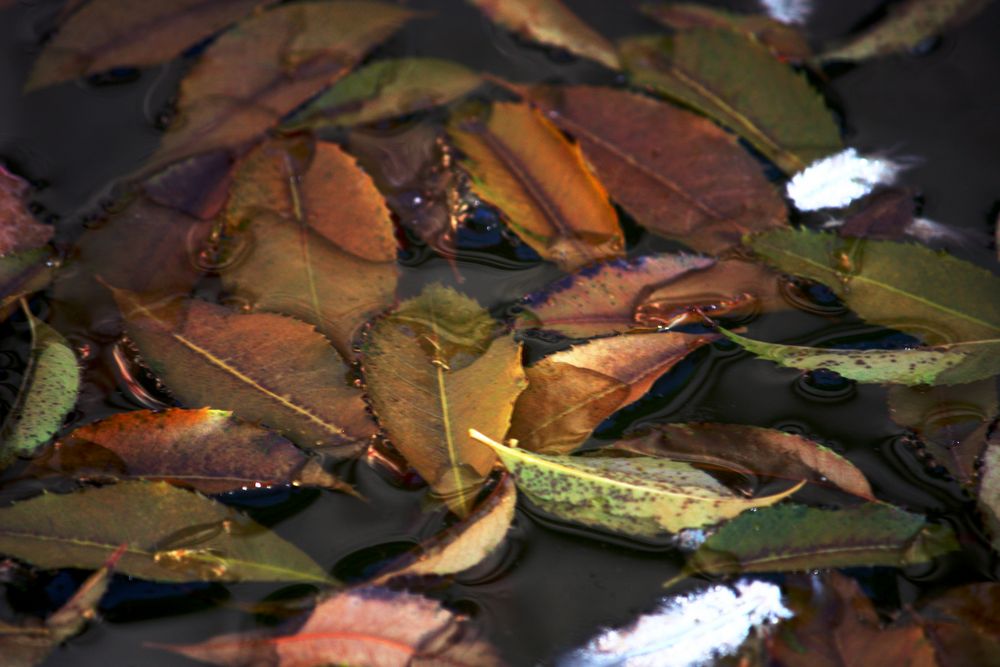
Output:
[{"xmin": 787, "ymin": 149, "xmax": 904, "ymax": 211}]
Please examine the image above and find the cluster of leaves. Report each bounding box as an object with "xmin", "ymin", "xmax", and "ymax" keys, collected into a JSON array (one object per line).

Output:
[{"xmin": 0, "ymin": 0, "xmax": 998, "ymax": 665}]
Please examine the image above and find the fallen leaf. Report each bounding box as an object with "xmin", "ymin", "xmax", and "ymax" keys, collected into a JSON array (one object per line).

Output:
[
  {"xmin": 769, "ymin": 571, "xmax": 938, "ymax": 667},
  {"xmin": 837, "ymin": 187, "xmax": 917, "ymax": 239},
  {"xmin": 915, "ymin": 582, "xmax": 1000, "ymax": 667},
  {"xmin": 31, "ymin": 408, "xmax": 351, "ymax": 494},
  {"xmin": 515, "ymin": 254, "xmax": 714, "ymax": 338},
  {"xmin": 620, "ymin": 29, "xmax": 842, "ymax": 174},
  {"xmin": 363, "ymin": 285, "xmax": 526, "ymax": 515},
  {"xmin": 0, "ymin": 249, "xmax": 53, "ymax": 322},
  {"xmin": 747, "ymin": 228, "xmax": 1000, "ymax": 344},
  {"xmin": 24, "ymin": 0, "xmax": 277, "ymax": 91},
  {"xmin": 976, "ymin": 429, "xmax": 1000, "ymax": 554},
  {"xmin": 114, "ymin": 290, "xmax": 375, "ymax": 453},
  {"xmin": 373, "ymin": 473, "xmax": 516, "ymax": 584},
  {"xmin": 611, "ymin": 423, "xmax": 874, "ymax": 499},
  {"xmin": 220, "ymin": 137, "xmax": 398, "ymax": 357},
  {"xmin": 523, "ymin": 85, "xmax": 787, "ymax": 254},
  {"xmin": 508, "ymin": 332, "xmax": 716, "ymax": 454},
  {"xmin": 0, "ymin": 165, "xmax": 52, "ymax": 256},
  {"xmin": 721, "ymin": 327, "xmax": 1000, "ymax": 386},
  {"xmin": 471, "ymin": 430, "xmax": 801, "ymax": 539},
  {"xmin": 142, "ymin": 150, "xmax": 238, "ymax": 220},
  {"xmin": 156, "ymin": 586, "xmax": 503, "ymax": 666},
  {"xmin": 819, "ymin": 0, "xmax": 994, "ymax": 63},
  {"xmin": 0, "ymin": 310, "xmax": 80, "ymax": 469},
  {"xmin": 448, "ymin": 101, "xmax": 624, "ymax": 272},
  {"xmin": 680, "ymin": 503, "xmax": 958, "ymax": 578},
  {"xmin": 286, "ymin": 57, "xmax": 483, "ymax": 129},
  {"xmin": 640, "ymin": 3, "xmax": 812, "ymax": 61},
  {"xmin": 0, "ymin": 481, "xmax": 332, "ymax": 582},
  {"xmin": 467, "ymin": 0, "xmax": 619, "ymax": 69},
  {"xmin": 146, "ymin": 1, "xmax": 416, "ymax": 171}
]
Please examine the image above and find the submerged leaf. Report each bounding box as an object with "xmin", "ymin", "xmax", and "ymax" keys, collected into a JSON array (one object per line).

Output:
[
  {"xmin": 221, "ymin": 137, "xmax": 398, "ymax": 357},
  {"xmin": 0, "ymin": 249, "xmax": 54, "ymax": 318},
  {"xmin": 0, "ymin": 165, "xmax": 52, "ymax": 256},
  {"xmin": 449, "ymin": 101, "xmax": 624, "ymax": 272},
  {"xmin": 114, "ymin": 290, "xmax": 374, "ymax": 453},
  {"xmin": 0, "ymin": 481, "xmax": 331, "ymax": 582},
  {"xmin": 467, "ymin": 0, "xmax": 619, "ymax": 69},
  {"xmin": 364, "ymin": 285, "xmax": 526, "ymax": 515},
  {"xmin": 509, "ymin": 332, "xmax": 715, "ymax": 454},
  {"xmin": 158, "ymin": 586, "xmax": 502, "ymax": 666},
  {"xmin": 0, "ymin": 311, "xmax": 80, "ymax": 469},
  {"xmin": 147, "ymin": 1, "xmax": 415, "ymax": 170},
  {"xmin": 33, "ymin": 408, "xmax": 350, "ymax": 494},
  {"xmin": 471, "ymin": 430, "xmax": 801, "ymax": 539},
  {"xmin": 24, "ymin": 0, "xmax": 276, "ymax": 91},
  {"xmin": 287, "ymin": 58, "xmax": 483, "ymax": 129},
  {"xmin": 721, "ymin": 328, "xmax": 1000, "ymax": 386},
  {"xmin": 620, "ymin": 29, "xmax": 841, "ymax": 173},
  {"xmin": 525, "ymin": 85, "xmax": 787, "ymax": 254},
  {"xmin": 747, "ymin": 228, "xmax": 1000, "ymax": 344},
  {"xmin": 612, "ymin": 423, "xmax": 874, "ymax": 499},
  {"xmin": 916, "ymin": 583, "xmax": 1000, "ymax": 667}
]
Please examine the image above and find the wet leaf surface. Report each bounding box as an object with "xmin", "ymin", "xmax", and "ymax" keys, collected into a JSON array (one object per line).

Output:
[
  {"xmin": 0, "ymin": 482, "xmax": 332, "ymax": 583},
  {"xmin": 915, "ymin": 582, "xmax": 1000, "ymax": 667},
  {"xmin": 0, "ymin": 249, "xmax": 53, "ymax": 318},
  {"xmin": 621, "ymin": 29, "xmax": 842, "ymax": 174},
  {"xmin": 0, "ymin": 165, "xmax": 52, "ymax": 256}
]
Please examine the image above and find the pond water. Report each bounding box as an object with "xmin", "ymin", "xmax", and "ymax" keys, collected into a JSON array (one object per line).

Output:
[{"xmin": 1, "ymin": 0, "xmax": 999, "ymax": 665}]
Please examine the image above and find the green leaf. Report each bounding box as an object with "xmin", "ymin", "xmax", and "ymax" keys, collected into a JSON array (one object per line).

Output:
[
  {"xmin": 679, "ymin": 503, "xmax": 958, "ymax": 579},
  {"xmin": 620, "ymin": 29, "xmax": 841, "ymax": 174},
  {"xmin": 720, "ymin": 328, "xmax": 1000, "ymax": 386},
  {"xmin": 747, "ymin": 228, "xmax": 1000, "ymax": 344},
  {"xmin": 0, "ymin": 311, "xmax": 80, "ymax": 469},
  {"xmin": 0, "ymin": 482, "xmax": 333, "ymax": 583},
  {"xmin": 286, "ymin": 58, "xmax": 483, "ymax": 129},
  {"xmin": 470, "ymin": 430, "xmax": 801, "ymax": 539}
]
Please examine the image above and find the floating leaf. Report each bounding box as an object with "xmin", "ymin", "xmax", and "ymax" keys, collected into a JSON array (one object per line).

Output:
[
  {"xmin": 612, "ymin": 423, "xmax": 874, "ymax": 499},
  {"xmin": 819, "ymin": 0, "xmax": 994, "ymax": 63},
  {"xmin": 516, "ymin": 254, "xmax": 714, "ymax": 338},
  {"xmin": 620, "ymin": 29, "xmax": 841, "ymax": 173},
  {"xmin": 32, "ymin": 408, "xmax": 351, "ymax": 494},
  {"xmin": 0, "ymin": 481, "xmax": 332, "ymax": 582},
  {"xmin": 509, "ymin": 332, "xmax": 715, "ymax": 454},
  {"xmin": 770, "ymin": 572, "xmax": 939, "ymax": 667},
  {"xmin": 746, "ymin": 229, "xmax": 1000, "ymax": 344},
  {"xmin": 467, "ymin": 0, "xmax": 619, "ymax": 69},
  {"xmin": 448, "ymin": 101, "xmax": 624, "ymax": 272},
  {"xmin": 220, "ymin": 137, "xmax": 398, "ymax": 357},
  {"xmin": 837, "ymin": 187, "xmax": 917, "ymax": 240},
  {"xmin": 721, "ymin": 327, "xmax": 1000, "ymax": 386},
  {"xmin": 143, "ymin": 150, "xmax": 237, "ymax": 221},
  {"xmin": 364, "ymin": 285, "xmax": 526, "ymax": 515},
  {"xmin": 0, "ymin": 310, "xmax": 80, "ymax": 469},
  {"xmin": 0, "ymin": 249, "xmax": 53, "ymax": 320},
  {"xmin": 680, "ymin": 503, "xmax": 958, "ymax": 578},
  {"xmin": 114, "ymin": 290, "xmax": 374, "ymax": 453},
  {"xmin": 471, "ymin": 430, "xmax": 801, "ymax": 539},
  {"xmin": 157, "ymin": 586, "xmax": 502, "ymax": 666},
  {"xmin": 147, "ymin": 1, "xmax": 416, "ymax": 171},
  {"xmin": 287, "ymin": 58, "xmax": 483, "ymax": 130},
  {"xmin": 916, "ymin": 583, "xmax": 1000, "ymax": 667},
  {"xmin": 524, "ymin": 85, "xmax": 787, "ymax": 254},
  {"xmin": 0, "ymin": 165, "xmax": 52, "ymax": 256},
  {"xmin": 373, "ymin": 474, "xmax": 516, "ymax": 584},
  {"xmin": 24, "ymin": 0, "xmax": 277, "ymax": 91}
]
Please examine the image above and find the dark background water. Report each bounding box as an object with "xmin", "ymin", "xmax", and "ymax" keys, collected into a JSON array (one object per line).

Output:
[{"xmin": 1, "ymin": 0, "xmax": 999, "ymax": 665}]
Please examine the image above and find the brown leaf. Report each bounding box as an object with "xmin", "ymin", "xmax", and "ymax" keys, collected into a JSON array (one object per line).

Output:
[
  {"xmin": 838, "ymin": 187, "xmax": 917, "ymax": 240},
  {"xmin": 509, "ymin": 332, "xmax": 715, "ymax": 454},
  {"xmin": 0, "ymin": 249, "xmax": 54, "ymax": 323},
  {"xmin": 516, "ymin": 254, "xmax": 715, "ymax": 338},
  {"xmin": 915, "ymin": 583, "xmax": 1000, "ymax": 667},
  {"xmin": 769, "ymin": 572, "xmax": 937, "ymax": 667},
  {"xmin": 220, "ymin": 136, "xmax": 398, "ymax": 357},
  {"xmin": 142, "ymin": 150, "xmax": 238, "ymax": 221},
  {"xmin": 611, "ymin": 423, "xmax": 874, "ymax": 499},
  {"xmin": 449, "ymin": 101, "xmax": 624, "ymax": 272},
  {"xmin": 467, "ymin": 0, "xmax": 619, "ymax": 69},
  {"xmin": 114, "ymin": 291, "xmax": 374, "ymax": 453},
  {"xmin": 30, "ymin": 408, "xmax": 352, "ymax": 494},
  {"xmin": 363, "ymin": 285, "xmax": 526, "ymax": 515},
  {"xmin": 146, "ymin": 1, "xmax": 416, "ymax": 171},
  {"xmin": 524, "ymin": 85, "xmax": 787, "ymax": 254},
  {"xmin": 0, "ymin": 165, "xmax": 52, "ymax": 256},
  {"xmin": 156, "ymin": 586, "xmax": 504, "ymax": 666},
  {"xmin": 24, "ymin": 0, "xmax": 277, "ymax": 91}
]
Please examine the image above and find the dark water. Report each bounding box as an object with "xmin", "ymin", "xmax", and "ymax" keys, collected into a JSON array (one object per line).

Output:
[{"xmin": 1, "ymin": 0, "xmax": 999, "ymax": 665}]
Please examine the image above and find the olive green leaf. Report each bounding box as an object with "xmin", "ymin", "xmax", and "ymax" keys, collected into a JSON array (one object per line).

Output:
[{"xmin": 470, "ymin": 430, "xmax": 802, "ymax": 539}]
